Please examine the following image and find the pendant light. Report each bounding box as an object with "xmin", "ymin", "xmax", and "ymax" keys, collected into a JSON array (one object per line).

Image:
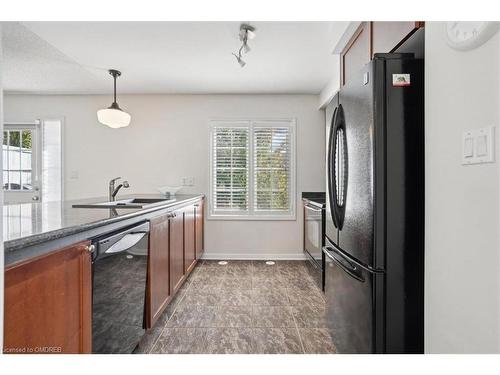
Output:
[{"xmin": 97, "ymin": 69, "xmax": 131, "ymax": 128}]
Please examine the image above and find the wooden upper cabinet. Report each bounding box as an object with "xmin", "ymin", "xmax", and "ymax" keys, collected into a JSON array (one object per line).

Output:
[
  {"xmin": 341, "ymin": 21, "xmax": 423, "ymax": 86},
  {"xmin": 184, "ymin": 205, "xmax": 196, "ymax": 273},
  {"xmin": 4, "ymin": 241, "xmax": 92, "ymax": 354},
  {"xmin": 371, "ymin": 22, "xmax": 424, "ymax": 57},
  {"xmin": 341, "ymin": 22, "xmax": 371, "ymax": 86},
  {"xmin": 169, "ymin": 209, "xmax": 185, "ymax": 294},
  {"xmin": 195, "ymin": 198, "xmax": 204, "ymax": 259},
  {"xmin": 147, "ymin": 213, "xmax": 171, "ymax": 328}
]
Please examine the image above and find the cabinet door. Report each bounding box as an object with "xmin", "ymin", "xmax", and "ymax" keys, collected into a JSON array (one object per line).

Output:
[
  {"xmin": 4, "ymin": 241, "xmax": 92, "ymax": 354},
  {"xmin": 195, "ymin": 198, "xmax": 204, "ymax": 259},
  {"xmin": 341, "ymin": 22, "xmax": 371, "ymax": 86},
  {"xmin": 184, "ymin": 205, "xmax": 196, "ymax": 273},
  {"xmin": 147, "ymin": 214, "xmax": 171, "ymax": 328},
  {"xmin": 170, "ymin": 210, "xmax": 185, "ymax": 293},
  {"xmin": 371, "ymin": 22, "xmax": 422, "ymax": 56}
]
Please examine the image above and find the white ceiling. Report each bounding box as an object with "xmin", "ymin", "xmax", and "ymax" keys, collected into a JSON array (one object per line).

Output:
[{"xmin": 2, "ymin": 21, "xmax": 349, "ymax": 95}]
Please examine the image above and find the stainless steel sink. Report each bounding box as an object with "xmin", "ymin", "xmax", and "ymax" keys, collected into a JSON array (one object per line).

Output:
[{"xmin": 72, "ymin": 197, "xmax": 175, "ymax": 209}]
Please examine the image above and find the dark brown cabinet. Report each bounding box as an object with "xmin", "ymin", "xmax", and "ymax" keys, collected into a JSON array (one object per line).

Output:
[
  {"xmin": 341, "ymin": 21, "xmax": 424, "ymax": 86},
  {"xmin": 371, "ymin": 22, "xmax": 424, "ymax": 57},
  {"xmin": 147, "ymin": 213, "xmax": 171, "ymax": 328},
  {"xmin": 341, "ymin": 22, "xmax": 371, "ymax": 86},
  {"xmin": 146, "ymin": 198, "xmax": 206, "ymax": 329},
  {"xmin": 195, "ymin": 198, "xmax": 204, "ymax": 259},
  {"xmin": 3, "ymin": 241, "xmax": 92, "ymax": 354},
  {"xmin": 169, "ymin": 210, "xmax": 185, "ymax": 294},
  {"xmin": 184, "ymin": 205, "xmax": 196, "ymax": 273}
]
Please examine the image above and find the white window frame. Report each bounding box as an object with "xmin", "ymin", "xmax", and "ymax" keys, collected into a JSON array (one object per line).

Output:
[
  {"xmin": 209, "ymin": 119, "xmax": 296, "ymax": 221},
  {"xmin": 3, "ymin": 121, "xmax": 42, "ymax": 198}
]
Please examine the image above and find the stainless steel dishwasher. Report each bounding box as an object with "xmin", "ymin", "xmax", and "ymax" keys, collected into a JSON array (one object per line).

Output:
[{"xmin": 91, "ymin": 221, "xmax": 150, "ymax": 354}]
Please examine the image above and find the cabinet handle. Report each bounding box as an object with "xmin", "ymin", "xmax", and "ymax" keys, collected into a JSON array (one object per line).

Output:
[
  {"xmin": 86, "ymin": 244, "xmax": 96, "ymax": 253},
  {"xmin": 167, "ymin": 212, "xmax": 177, "ymax": 218}
]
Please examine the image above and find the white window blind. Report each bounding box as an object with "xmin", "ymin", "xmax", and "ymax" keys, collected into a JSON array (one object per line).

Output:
[
  {"xmin": 253, "ymin": 125, "xmax": 292, "ymax": 213},
  {"xmin": 211, "ymin": 126, "xmax": 249, "ymax": 214},
  {"xmin": 210, "ymin": 120, "xmax": 295, "ymax": 219}
]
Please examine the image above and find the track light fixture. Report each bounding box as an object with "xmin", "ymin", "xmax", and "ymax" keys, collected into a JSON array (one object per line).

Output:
[{"xmin": 232, "ymin": 23, "xmax": 256, "ymax": 68}]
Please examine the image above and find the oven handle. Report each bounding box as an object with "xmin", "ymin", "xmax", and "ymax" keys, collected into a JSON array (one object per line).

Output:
[
  {"xmin": 304, "ymin": 203, "xmax": 323, "ymax": 212},
  {"xmin": 104, "ymin": 232, "xmax": 147, "ymax": 254}
]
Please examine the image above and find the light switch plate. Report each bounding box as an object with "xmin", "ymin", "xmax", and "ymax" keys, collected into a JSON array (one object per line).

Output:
[{"xmin": 462, "ymin": 126, "xmax": 495, "ymax": 165}]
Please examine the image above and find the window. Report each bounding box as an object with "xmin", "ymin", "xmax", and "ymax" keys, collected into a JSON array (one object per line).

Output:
[
  {"xmin": 210, "ymin": 120, "xmax": 295, "ymax": 219},
  {"xmin": 3, "ymin": 119, "xmax": 63, "ymax": 204},
  {"xmin": 3, "ymin": 127, "xmax": 36, "ymax": 191}
]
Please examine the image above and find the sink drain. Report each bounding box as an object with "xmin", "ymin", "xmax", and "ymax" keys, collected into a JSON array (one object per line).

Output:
[
  {"xmin": 218, "ymin": 261, "xmax": 228, "ymax": 265},
  {"xmin": 265, "ymin": 261, "xmax": 275, "ymax": 266}
]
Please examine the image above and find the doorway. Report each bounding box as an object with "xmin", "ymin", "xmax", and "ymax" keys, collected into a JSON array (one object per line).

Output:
[
  {"xmin": 3, "ymin": 122, "xmax": 41, "ymax": 203},
  {"xmin": 3, "ymin": 119, "xmax": 63, "ymax": 204}
]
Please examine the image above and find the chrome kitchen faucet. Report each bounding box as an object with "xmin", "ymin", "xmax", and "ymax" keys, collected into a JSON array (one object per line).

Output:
[{"xmin": 109, "ymin": 177, "xmax": 130, "ymax": 201}]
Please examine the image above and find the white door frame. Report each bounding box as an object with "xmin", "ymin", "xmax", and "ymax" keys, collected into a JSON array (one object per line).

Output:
[{"xmin": 3, "ymin": 120, "xmax": 42, "ymax": 203}]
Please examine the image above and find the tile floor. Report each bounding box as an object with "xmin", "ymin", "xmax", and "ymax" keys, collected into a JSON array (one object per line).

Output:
[{"xmin": 136, "ymin": 260, "xmax": 336, "ymax": 354}]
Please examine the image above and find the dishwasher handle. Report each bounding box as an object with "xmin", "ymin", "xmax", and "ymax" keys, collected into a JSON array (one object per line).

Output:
[{"xmin": 104, "ymin": 232, "xmax": 147, "ymax": 254}]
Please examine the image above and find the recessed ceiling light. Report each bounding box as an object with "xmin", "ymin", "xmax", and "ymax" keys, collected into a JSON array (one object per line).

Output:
[
  {"xmin": 218, "ymin": 261, "xmax": 228, "ymax": 265},
  {"xmin": 265, "ymin": 261, "xmax": 275, "ymax": 266}
]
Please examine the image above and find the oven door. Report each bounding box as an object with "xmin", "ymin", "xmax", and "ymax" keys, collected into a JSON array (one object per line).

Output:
[
  {"xmin": 304, "ymin": 201, "xmax": 325, "ymax": 290},
  {"xmin": 304, "ymin": 202, "xmax": 323, "ymax": 266}
]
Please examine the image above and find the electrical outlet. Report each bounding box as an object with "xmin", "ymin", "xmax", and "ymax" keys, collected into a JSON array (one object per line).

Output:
[
  {"xmin": 182, "ymin": 176, "xmax": 195, "ymax": 186},
  {"xmin": 69, "ymin": 170, "xmax": 79, "ymax": 180}
]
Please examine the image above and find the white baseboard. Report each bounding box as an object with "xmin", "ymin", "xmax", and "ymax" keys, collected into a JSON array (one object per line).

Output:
[{"xmin": 201, "ymin": 252, "xmax": 307, "ymax": 260}]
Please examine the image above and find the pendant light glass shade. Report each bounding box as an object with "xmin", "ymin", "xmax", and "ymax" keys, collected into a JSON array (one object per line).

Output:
[
  {"xmin": 98, "ymin": 69, "xmax": 131, "ymax": 128},
  {"xmin": 97, "ymin": 104, "xmax": 131, "ymax": 129}
]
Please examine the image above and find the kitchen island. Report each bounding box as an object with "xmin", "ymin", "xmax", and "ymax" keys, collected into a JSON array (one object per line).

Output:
[
  {"xmin": 3, "ymin": 193, "xmax": 205, "ymax": 354},
  {"xmin": 4, "ymin": 193, "xmax": 203, "ymax": 265}
]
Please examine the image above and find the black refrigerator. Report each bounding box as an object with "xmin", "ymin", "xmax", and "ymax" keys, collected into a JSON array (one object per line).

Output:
[{"xmin": 323, "ymin": 53, "xmax": 424, "ymax": 354}]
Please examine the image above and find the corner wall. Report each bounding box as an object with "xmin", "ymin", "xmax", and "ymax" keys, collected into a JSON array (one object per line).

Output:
[{"xmin": 425, "ymin": 22, "xmax": 500, "ymax": 353}]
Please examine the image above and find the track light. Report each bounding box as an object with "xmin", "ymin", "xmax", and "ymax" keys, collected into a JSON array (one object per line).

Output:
[
  {"xmin": 232, "ymin": 53, "xmax": 246, "ymax": 67},
  {"xmin": 232, "ymin": 23, "xmax": 255, "ymax": 68}
]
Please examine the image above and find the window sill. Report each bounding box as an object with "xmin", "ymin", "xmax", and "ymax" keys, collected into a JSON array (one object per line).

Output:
[{"xmin": 207, "ymin": 214, "xmax": 296, "ymax": 221}]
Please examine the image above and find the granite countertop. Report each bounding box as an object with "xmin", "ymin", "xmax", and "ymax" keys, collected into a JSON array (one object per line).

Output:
[{"xmin": 3, "ymin": 193, "xmax": 203, "ymax": 253}]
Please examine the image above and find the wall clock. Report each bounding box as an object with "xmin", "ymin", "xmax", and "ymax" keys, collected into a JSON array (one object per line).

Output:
[{"xmin": 446, "ymin": 22, "xmax": 499, "ymax": 51}]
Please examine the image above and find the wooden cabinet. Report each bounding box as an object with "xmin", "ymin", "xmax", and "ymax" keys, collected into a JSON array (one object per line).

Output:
[
  {"xmin": 371, "ymin": 22, "xmax": 424, "ymax": 57},
  {"xmin": 341, "ymin": 22, "xmax": 371, "ymax": 86},
  {"xmin": 184, "ymin": 205, "xmax": 196, "ymax": 273},
  {"xmin": 146, "ymin": 197, "xmax": 205, "ymax": 329},
  {"xmin": 3, "ymin": 241, "xmax": 92, "ymax": 354},
  {"xmin": 341, "ymin": 21, "xmax": 424, "ymax": 86},
  {"xmin": 195, "ymin": 198, "xmax": 204, "ymax": 259},
  {"xmin": 147, "ymin": 214, "xmax": 171, "ymax": 328},
  {"xmin": 169, "ymin": 209, "xmax": 185, "ymax": 294}
]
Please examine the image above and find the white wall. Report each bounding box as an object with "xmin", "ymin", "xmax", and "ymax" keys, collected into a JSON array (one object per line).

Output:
[
  {"xmin": 425, "ymin": 22, "xmax": 500, "ymax": 353},
  {"xmin": 4, "ymin": 94, "xmax": 325, "ymax": 259},
  {"xmin": 318, "ymin": 54, "xmax": 341, "ymax": 109}
]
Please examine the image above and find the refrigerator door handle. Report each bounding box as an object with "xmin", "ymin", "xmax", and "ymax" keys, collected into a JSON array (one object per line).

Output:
[
  {"xmin": 327, "ymin": 107, "xmax": 339, "ymax": 228},
  {"xmin": 323, "ymin": 246, "xmax": 364, "ymax": 282},
  {"xmin": 332, "ymin": 104, "xmax": 348, "ymax": 230}
]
